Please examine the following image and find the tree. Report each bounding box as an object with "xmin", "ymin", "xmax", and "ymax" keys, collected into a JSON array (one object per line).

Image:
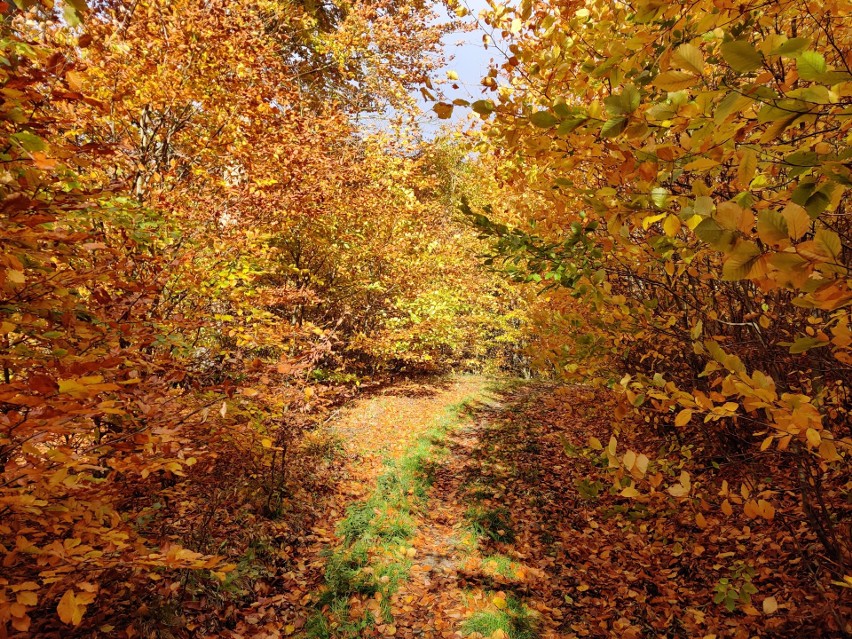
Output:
[
  {"xmin": 466, "ymin": 0, "xmax": 850, "ymax": 592},
  {"xmin": 0, "ymin": 0, "xmax": 474, "ymax": 633}
]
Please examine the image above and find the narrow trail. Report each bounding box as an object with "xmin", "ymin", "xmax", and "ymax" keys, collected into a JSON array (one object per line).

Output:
[
  {"xmin": 388, "ymin": 397, "xmax": 515, "ymax": 638},
  {"xmin": 232, "ymin": 377, "xmax": 827, "ymax": 639},
  {"xmin": 299, "ymin": 376, "xmax": 499, "ymax": 638},
  {"xmin": 302, "ymin": 378, "xmax": 577, "ymax": 639},
  {"xmin": 329, "ymin": 376, "xmax": 491, "ymax": 485},
  {"xmin": 387, "ymin": 385, "xmax": 567, "ymax": 639}
]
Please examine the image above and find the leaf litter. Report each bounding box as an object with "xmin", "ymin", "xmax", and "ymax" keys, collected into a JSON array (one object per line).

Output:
[{"xmin": 222, "ymin": 378, "xmax": 847, "ymax": 638}]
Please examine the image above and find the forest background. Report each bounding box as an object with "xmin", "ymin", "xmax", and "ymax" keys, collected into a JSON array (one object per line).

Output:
[{"xmin": 0, "ymin": 0, "xmax": 849, "ymax": 637}]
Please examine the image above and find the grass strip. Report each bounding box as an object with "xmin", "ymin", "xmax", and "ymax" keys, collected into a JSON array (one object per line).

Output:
[
  {"xmin": 307, "ymin": 395, "xmax": 479, "ymax": 638},
  {"xmin": 461, "ymin": 595, "xmax": 537, "ymax": 639}
]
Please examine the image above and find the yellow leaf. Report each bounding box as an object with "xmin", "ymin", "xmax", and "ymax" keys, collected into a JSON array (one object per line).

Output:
[
  {"xmin": 782, "ymin": 203, "xmax": 811, "ymax": 240},
  {"xmin": 674, "ymin": 409, "xmax": 693, "ymax": 427},
  {"xmin": 634, "ymin": 453, "xmax": 649, "ymax": 476},
  {"xmin": 683, "ymin": 157, "xmax": 719, "ymax": 171},
  {"xmin": 721, "ymin": 499, "xmax": 733, "ymax": 516},
  {"xmin": 668, "ymin": 483, "xmax": 689, "ymax": 497},
  {"xmin": 7, "ymin": 269, "xmax": 25, "ymax": 284},
  {"xmin": 284, "ymin": 625, "xmax": 296, "ymax": 636},
  {"xmin": 736, "ymin": 148, "xmax": 757, "ymax": 187},
  {"xmin": 695, "ymin": 512, "xmax": 708, "ymax": 529},
  {"xmin": 588, "ymin": 436, "xmax": 602, "ymax": 450},
  {"xmin": 623, "ymin": 450, "xmax": 636, "ymax": 470},
  {"xmin": 819, "ymin": 440, "xmax": 841, "ymax": 462},
  {"xmin": 653, "ymin": 70, "xmax": 696, "ymax": 91},
  {"xmin": 673, "ymin": 43, "xmax": 704, "ymax": 75},
  {"xmin": 668, "ymin": 471, "xmax": 691, "ymax": 497},
  {"xmin": 261, "ymin": 438, "xmax": 272, "ymax": 448},
  {"xmin": 492, "ymin": 595, "xmax": 507, "ymax": 609},
  {"xmin": 663, "ymin": 214, "xmax": 681, "ymax": 237},
  {"xmin": 642, "ymin": 212, "xmax": 666, "ymax": 229},
  {"xmin": 447, "ymin": 70, "xmax": 459, "ymax": 80},
  {"xmin": 715, "ymin": 201, "xmax": 743, "ymax": 230},
  {"xmin": 805, "ymin": 428, "xmax": 821, "ymax": 448},
  {"xmin": 57, "ymin": 379, "xmax": 89, "ymax": 397},
  {"xmin": 620, "ymin": 485, "xmax": 640, "ymax": 498},
  {"xmin": 762, "ymin": 596, "xmax": 778, "ymax": 614}
]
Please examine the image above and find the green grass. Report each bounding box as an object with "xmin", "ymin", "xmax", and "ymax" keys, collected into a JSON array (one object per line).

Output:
[
  {"xmin": 467, "ymin": 506, "xmax": 516, "ymax": 544},
  {"xmin": 481, "ymin": 554, "xmax": 521, "ymax": 580},
  {"xmin": 461, "ymin": 595, "xmax": 537, "ymax": 639},
  {"xmin": 308, "ymin": 394, "xmax": 483, "ymax": 638}
]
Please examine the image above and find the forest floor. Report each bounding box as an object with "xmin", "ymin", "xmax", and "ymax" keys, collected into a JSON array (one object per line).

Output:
[{"xmin": 221, "ymin": 376, "xmax": 845, "ymax": 639}]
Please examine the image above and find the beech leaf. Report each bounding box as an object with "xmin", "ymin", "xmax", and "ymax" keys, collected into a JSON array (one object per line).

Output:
[{"xmin": 721, "ymin": 40, "xmax": 763, "ymax": 72}]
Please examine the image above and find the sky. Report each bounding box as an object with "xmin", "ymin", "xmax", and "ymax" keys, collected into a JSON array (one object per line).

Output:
[
  {"xmin": 354, "ymin": 0, "xmax": 507, "ymax": 138},
  {"xmin": 415, "ymin": 0, "xmax": 507, "ymax": 135}
]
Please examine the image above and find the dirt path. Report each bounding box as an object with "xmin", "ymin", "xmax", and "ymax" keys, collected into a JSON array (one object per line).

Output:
[
  {"xmin": 330, "ymin": 376, "xmax": 492, "ymax": 489},
  {"xmin": 228, "ymin": 378, "xmax": 835, "ymax": 639},
  {"xmin": 300, "ymin": 376, "xmax": 498, "ymax": 638},
  {"xmin": 303, "ymin": 378, "xmax": 571, "ymax": 639},
  {"xmin": 386, "ymin": 386, "xmax": 564, "ymax": 639}
]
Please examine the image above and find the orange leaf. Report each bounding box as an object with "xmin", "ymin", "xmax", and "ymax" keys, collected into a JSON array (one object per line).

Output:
[{"xmin": 57, "ymin": 589, "xmax": 84, "ymax": 626}]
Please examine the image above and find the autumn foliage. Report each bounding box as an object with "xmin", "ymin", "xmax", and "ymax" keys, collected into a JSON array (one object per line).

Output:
[
  {"xmin": 0, "ymin": 0, "xmax": 527, "ymax": 634},
  {"xmin": 461, "ymin": 0, "xmax": 851, "ymax": 631},
  {"xmin": 2, "ymin": 0, "xmax": 851, "ymax": 636}
]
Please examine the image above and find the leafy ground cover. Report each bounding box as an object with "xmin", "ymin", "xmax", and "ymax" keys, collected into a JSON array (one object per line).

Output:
[
  {"xmin": 275, "ymin": 378, "xmax": 846, "ymax": 639},
  {"xmin": 3, "ymin": 2, "xmax": 849, "ymax": 637},
  {"xmin": 218, "ymin": 376, "xmax": 494, "ymax": 638}
]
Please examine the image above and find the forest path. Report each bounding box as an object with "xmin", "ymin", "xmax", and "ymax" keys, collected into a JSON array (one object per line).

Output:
[
  {"xmin": 298, "ymin": 377, "xmax": 581, "ymax": 639},
  {"xmin": 233, "ymin": 377, "xmax": 829, "ymax": 639}
]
